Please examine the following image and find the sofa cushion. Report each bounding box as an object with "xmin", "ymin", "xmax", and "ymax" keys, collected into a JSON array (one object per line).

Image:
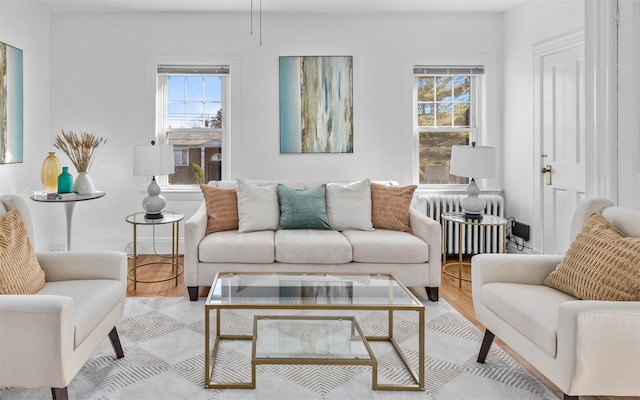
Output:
[
  {"xmin": 482, "ymin": 282, "xmax": 578, "ymax": 358},
  {"xmin": 199, "ymin": 230, "xmax": 275, "ymax": 263},
  {"xmin": 0, "ymin": 209, "xmax": 46, "ymax": 295},
  {"xmin": 277, "ymin": 184, "xmax": 331, "ymax": 230},
  {"xmin": 275, "ymin": 230, "xmax": 352, "ymax": 263},
  {"xmin": 544, "ymin": 213, "xmax": 640, "ymax": 301},
  {"xmin": 36, "ymin": 279, "xmax": 122, "ymax": 347},
  {"xmin": 200, "ymin": 185, "xmax": 239, "ymax": 234},
  {"xmin": 370, "ymin": 183, "xmax": 417, "ymax": 233},
  {"xmin": 342, "ymin": 229, "xmax": 429, "ymax": 263},
  {"xmin": 326, "ymin": 179, "xmax": 373, "ymax": 231},
  {"xmin": 236, "ymin": 179, "xmax": 280, "ymax": 233}
]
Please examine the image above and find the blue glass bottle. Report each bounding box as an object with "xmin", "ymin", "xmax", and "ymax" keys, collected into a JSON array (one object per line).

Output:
[{"xmin": 57, "ymin": 166, "xmax": 73, "ymax": 193}]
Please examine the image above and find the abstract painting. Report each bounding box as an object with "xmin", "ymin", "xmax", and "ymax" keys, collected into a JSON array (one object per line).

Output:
[
  {"xmin": 280, "ymin": 56, "xmax": 353, "ymax": 153},
  {"xmin": 0, "ymin": 41, "xmax": 23, "ymax": 164}
]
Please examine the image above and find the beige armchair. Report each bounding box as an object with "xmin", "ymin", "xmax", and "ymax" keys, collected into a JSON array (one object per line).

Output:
[
  {"xmin": 472, "ymin": 198, "xmax": 640, "ymax": 400},
  {"xmin": 0, "ymin": 195, "xmax": 127, "ymax": 400}
]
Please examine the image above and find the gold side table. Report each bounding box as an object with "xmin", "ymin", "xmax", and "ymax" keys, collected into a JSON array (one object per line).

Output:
[
  {"xmin": 125, "ymin": 211, "xmax": 184, "ymax": 290},
  {"xmin": 441, "ymin": 212, "xmax": 507, "ymax": 288}
]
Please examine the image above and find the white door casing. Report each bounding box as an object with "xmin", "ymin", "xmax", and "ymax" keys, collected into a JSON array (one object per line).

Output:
[
  {"xmin": 534, "ymin": 33, "xmax": 586, "ymax": 255},
  {"xmin": 618, "ymin": 0, "xmax": 640, "ymax": 207}
]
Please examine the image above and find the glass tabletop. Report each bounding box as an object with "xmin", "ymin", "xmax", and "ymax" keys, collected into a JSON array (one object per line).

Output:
[
  {"xmin": 441, "ymin": 212, "xmax": 507, "ymax": 226},
  {"xmin": 254, "ymin": 316, "xmax": 371, "ymax": 360},
  {"xmin": 125, "ymin": 211, "xmax": 184, "ymax": 225},
  {"xmin": 206, "ymin": 272, "xmax": 421, "ymax": 307},
  {"xmin": 31, "ymin": 191, "xmax": 105, "ymax": 203}
]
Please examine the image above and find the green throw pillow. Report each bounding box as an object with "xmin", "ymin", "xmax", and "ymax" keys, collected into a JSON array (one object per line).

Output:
[{"xmin": 277, "ymin": 184, "xmax": 332, "ymax": 229}]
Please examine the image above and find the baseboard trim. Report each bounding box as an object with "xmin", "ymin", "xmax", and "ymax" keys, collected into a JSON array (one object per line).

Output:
[
  {"xmin": 47, "ymin": 239, "xmax": 182, "ymax": 255},
  {"xmin": 506, "ymin": 242, "xmax": 541, "ymax": 254}
]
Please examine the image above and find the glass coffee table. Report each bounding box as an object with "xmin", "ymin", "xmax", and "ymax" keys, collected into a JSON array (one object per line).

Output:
[{"xmin": 205, "ymin": 272, "xmax": 425, "ymax": 391}]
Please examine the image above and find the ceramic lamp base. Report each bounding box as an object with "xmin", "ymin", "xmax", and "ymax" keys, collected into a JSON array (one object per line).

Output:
[
  {"xmin": 142, "ymin": 177, "xmax": 167, "ymax": 219},
  {"xmin": 460, "ymin": 178, "xmax": 486, "ymax": 220}
]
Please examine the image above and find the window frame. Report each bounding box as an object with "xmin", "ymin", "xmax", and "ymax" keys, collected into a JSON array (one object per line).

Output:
[
  {"xmin": 173, "ymin": 147, "xmax": 190, "ymax": 167},
  {"xmin": 415, "ymin": 72, "xmax": 482, "ymax": 187},
  {"xmin": 407, "ymin": 56, "xmax": 497, "ymax": 190},
  {"xmin": 158, "ymin": 70, "xmax": 226, "ymax": 189},
  {"xmin": 145, "ymin": 56, "xmax": 239, "ymax": 197}
]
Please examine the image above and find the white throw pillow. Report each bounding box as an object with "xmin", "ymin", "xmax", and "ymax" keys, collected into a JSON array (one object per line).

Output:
[
  {"xmin": 326, "ymin": 179, "xmax": 373, "ymax": 231},
  {"xmin": 236, "ymin": 179, "xmax": 280, "ymax": 233}
]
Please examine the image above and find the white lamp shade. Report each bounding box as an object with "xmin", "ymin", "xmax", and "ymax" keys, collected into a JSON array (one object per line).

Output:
[
  {"xmin": 133, "ymin": 144, "xmax": 175, "ymax": 176},
  {"xmin": 449, "ymin": 145, "xmax": 496, "ymax": 179}
]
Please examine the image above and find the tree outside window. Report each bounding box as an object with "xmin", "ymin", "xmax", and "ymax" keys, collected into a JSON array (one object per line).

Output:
[{"xmin": 417, "ymin": 74, "xmax": 476, "ymax": 184}]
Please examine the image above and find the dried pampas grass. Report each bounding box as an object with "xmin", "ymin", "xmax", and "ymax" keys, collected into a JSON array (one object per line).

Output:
[{"xmin": 54, "ymin": 129, "xmax": 107, "ymax": 172}]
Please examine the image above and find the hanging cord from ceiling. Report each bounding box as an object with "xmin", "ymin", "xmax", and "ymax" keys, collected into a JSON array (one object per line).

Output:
[{"xmin": 250, "ymin": 0, "xmax": 263, "ymax": 46}]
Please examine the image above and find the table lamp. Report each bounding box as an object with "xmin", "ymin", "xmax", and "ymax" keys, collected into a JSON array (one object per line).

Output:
[
  {"xmin": 133, "ymin": 141, "xmax": 175, "ymax": 219},
  {"xmin": 449, "ymin": 142, "xmax": 496, "ymax": 220}
]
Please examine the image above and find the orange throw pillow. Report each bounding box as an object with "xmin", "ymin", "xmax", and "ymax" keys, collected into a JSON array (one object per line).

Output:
[
  {"xmin": 0, "ymin": 209, "xmax": 46, "ymax": 294},
  {"xmin": 200, "ymin": 185, "xmax": 239, "ymax": 234},
  {"xmin": 370, "ymin": 183, "xmax": 417, "ymax": 233}
]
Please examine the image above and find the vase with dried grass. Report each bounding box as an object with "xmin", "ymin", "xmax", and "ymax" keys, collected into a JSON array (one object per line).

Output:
[{"xmin": 54, "ymin": 130, "xmax": 107, "ymax": 195}]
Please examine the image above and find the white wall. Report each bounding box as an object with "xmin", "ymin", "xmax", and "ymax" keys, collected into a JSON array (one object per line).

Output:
[
  {"xmin": 2, "ymin": 3, "xmax": 586, "ymax": 254},
  {"xmin": 502, "ymin": 0, "xmax": 584, "ymax": 253},
  {"xmin": 0, "ymin": 1, "xmax": 53, "ymax": 250},
  {"xmin": 47, "ymin": 11, "xmax": 502, "ymax": 252}
]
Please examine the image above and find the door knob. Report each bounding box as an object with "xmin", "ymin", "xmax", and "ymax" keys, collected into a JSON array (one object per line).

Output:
[{"xmin": 541, "ymin": 165, "xmax": 552, "ymax": 185}]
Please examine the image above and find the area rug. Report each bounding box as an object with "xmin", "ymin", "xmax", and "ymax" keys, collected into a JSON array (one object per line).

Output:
[{"xmin": 1, "ymin": 296, "xmax": 558, "ymax": 399}]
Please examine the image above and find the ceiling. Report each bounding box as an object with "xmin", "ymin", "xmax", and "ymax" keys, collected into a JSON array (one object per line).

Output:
[{"xmin": 30, "ymin": 0, "xmax": 534, "ymax": 14}]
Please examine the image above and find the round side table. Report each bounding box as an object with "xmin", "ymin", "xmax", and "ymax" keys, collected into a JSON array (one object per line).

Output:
[
  {"xmin": 31, "ymin": 191, "xmax": 106, "ymax": 251},
  {"xmin": 125, "ymin": 211, "xmax": 184, "ymax": 290},
  {"xmin": 441, "ymin": 212, "xmax": 507, "ymax": 288}
]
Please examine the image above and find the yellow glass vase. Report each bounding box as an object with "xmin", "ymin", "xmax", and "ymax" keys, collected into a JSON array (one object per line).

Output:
[{"xmin": 41, "ymin": 152, "xmax": 62, "ymax": 193}]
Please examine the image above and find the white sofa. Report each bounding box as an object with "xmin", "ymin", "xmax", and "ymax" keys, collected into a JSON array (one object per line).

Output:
[
  {"xmin": 0, "ymin": 195, "xmax": 127, "ymax": 399},
  {"xmin": 184, "ymin": 180, "xmax": 442, "ymax": 301},
  {"xmin": 472, "ymin": 198, "xmax": 640, "ymax": 399}
]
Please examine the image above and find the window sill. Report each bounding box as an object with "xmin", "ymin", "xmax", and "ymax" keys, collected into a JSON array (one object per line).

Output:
[
  {"xmin": 160, "ymin": 186, "xmax": 203, "ymax": 201},
  {"xmin": 414, "ymin": 186, "xmax": 503, "ymax": 196}
]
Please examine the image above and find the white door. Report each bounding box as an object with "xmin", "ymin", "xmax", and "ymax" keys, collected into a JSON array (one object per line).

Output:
[
  {"xmin": 540, "ymin": 42, "xmax": 586, "ymax": 254},
  {"xmin": 618, "ymin": 0, "xmax": 640, "ymax": 207}
]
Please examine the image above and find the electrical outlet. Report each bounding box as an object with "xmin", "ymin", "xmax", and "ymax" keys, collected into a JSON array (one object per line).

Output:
[{"xmin": 512, "ymin": 221, "xmax": 530, "ymax": 241}]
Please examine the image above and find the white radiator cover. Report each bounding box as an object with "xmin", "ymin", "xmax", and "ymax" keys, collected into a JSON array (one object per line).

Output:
[{"xmin": 414, "ymin": 194, "xmax": 505, "ymax": 255}]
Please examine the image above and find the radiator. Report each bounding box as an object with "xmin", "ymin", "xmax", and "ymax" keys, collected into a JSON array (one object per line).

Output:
[{"xmin": 414, "ymin": 194, "xmax": 505, "ymax": 255}]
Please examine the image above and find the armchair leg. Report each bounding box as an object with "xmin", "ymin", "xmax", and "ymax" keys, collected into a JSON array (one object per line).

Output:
[
  {"xmin": 563, "ymin": 395, "xmax": 578, "ymax": 400},
  {"xmin": 188, "ymin": 286, "xmax": 199, "ymax": 301},
  {"xmin": 108, "ymin": 327, "xmax": 124, "ymax": 359},
  {"xmin": 51, "ymin": 387, "xmax": 68, "ymax": 400},
  {"xmin": 477, "ymin": 329, "xmax": 495, "ymax": 363},
  {"xmin": 425, "ymin": 287, "xmax": 439, "ymax": 301}
]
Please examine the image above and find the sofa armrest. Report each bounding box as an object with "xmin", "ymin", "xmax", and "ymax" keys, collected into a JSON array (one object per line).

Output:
[
  {"xmin": 557, "ymin": 301, "xmax": 640, "ymax": 395},
  {"xmin": 471, "ymin": 253, "xmax": 563, "ymax": 286},
  {"xmin": 409, "ymin": 207, "xmax": 442, "ymax": 284},
  {"xmin": 0, "ymin": 295, "xmax": 75, "ymax": 387},
  {"xmin": 36, "ymin": 251, "xmax": 127, "ymax": 283},
  {"xmin": 184, "ymin": 202, "xmax": 208, "ymax": 286}
]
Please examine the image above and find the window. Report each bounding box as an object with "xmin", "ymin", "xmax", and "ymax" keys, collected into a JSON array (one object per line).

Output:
[
  {"xmin": 157, "ymin": 65, "xmax": 229, "ymax": 186},
  {"xmin": 414, "ymin": 66, "xmax": 484, "ymax": 185},
  {"xmin": 173, "ymin": 148, "xmax": 189, "ymax": 166}
]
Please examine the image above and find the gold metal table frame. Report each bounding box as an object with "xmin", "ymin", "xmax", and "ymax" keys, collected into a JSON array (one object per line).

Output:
[
  {"xmin": 251, "ymin": 315, "xmax": 378, "ymax": 389},
  {"xmin": 125, "ymin": 211, "xmax": 184, "ymax": 290},
  {"xmin": 441, "ymin": 212, "xmax": 507, "ymax": 287},
  {"xmin": 205, "ymin": 272, "xmax": 425, "ymax": 391}
]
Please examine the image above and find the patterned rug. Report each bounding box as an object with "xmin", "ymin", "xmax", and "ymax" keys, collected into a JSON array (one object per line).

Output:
[{"xmin": 1, "ymin": 296, "xmax": 558, "ymax": 399}]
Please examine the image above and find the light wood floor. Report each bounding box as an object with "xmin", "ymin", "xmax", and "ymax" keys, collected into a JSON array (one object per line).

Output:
[{"xmin": 127, "ymin": 255, "xmax": 638, "ymax": 400}]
